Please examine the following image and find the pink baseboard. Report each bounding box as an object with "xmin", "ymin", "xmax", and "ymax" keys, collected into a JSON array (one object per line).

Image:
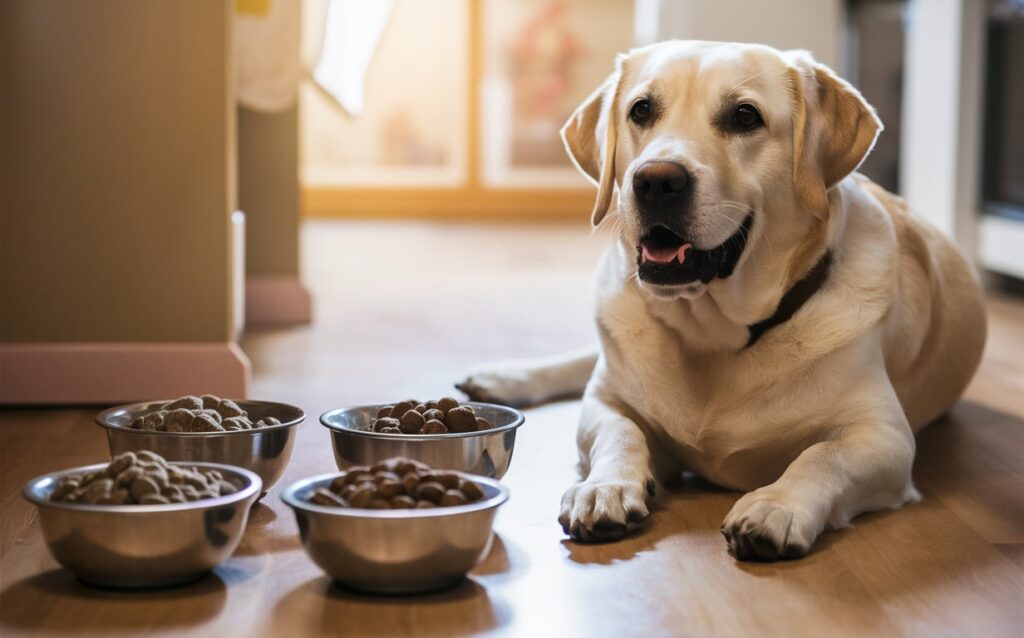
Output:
[
  {"xmin": 245, "ymin": 276, "xmax": 312, "ymax": 328},
  {"xmin": 0, "ymin": 342, "xmax": 251, "ymax": 405}
]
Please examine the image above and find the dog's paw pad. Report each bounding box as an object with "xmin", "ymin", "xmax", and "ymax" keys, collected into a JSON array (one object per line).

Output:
[
  {"xmin": 560, "ymin": 480, "xmax": 650, "ymax": 543},
  {"xmin": 722, "ymin": 495, "xmax": 815, "ymax": 561},
  {"xmin": 455, "ymin": 367, "xmax": 534, "ymax": 407}
]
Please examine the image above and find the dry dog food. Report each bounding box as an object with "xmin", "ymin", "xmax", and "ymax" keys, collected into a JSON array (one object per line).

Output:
[
  {"xmin": 129, "ymin": 394, "xmax": 281, "ymax": 433},
  {"xmin": 49, "ymin": 450, "xmax": 239, "ymax": 505},
  {"xmin": 307, "ymin": 457, "xmax": 486, "ymax": 510},
  {"xmin": 370, "ymin": 397, "xmax": 492, "ymax": 435}
]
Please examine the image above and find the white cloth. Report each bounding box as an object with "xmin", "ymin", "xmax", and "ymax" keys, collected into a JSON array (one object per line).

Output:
[
  {"xmin": 235, "ymin": 0, "xmax": 301, "ymax": 113},
  {"xmin": 312, "ymin": 0, "xmax": 395, "ymax": 116}
]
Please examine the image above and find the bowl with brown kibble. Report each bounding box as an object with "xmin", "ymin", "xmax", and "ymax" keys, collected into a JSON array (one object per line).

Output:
[
  {"xmin": 22, "ymin": 450, "xmax": 261, "ymax": 588},
  {"xmin": 96, "ymin": 395, "xmax": 304, "ymax": 492},
  {"xmin": 281, "ymin": 457, "xmax": 508, "ymax": 593},
  {"xmin": 319, "ymin": 398, "xmax": 525, "ymax": 479}
]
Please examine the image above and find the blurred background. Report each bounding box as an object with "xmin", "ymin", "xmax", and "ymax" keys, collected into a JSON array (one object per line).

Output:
[{"xmin": 1, "ymin": 0, "xmax": 1021, "ymax": 404}]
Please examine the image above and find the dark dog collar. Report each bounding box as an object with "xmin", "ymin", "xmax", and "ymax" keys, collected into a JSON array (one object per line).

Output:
[{"xmin": 746, "ymin": 250, "xmax": 833, "ymax": 348}]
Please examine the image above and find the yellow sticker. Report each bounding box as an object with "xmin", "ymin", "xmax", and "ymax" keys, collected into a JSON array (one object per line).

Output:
[{"xmin": 236, "ymin": 0, "xmax": 272, "ymax": 17}]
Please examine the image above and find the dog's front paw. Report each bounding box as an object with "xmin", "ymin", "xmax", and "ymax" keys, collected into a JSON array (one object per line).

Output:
[
  {"xmin": 721, "ymin": 491, "xmax": 819, "ymax": 561},
  {"xmin": 558, "ymin": 479, "xmax": 651, "ymax": 542},
  {"xmin": 455, "ymin": 364, "xmax": 538, "ymax": 407}
]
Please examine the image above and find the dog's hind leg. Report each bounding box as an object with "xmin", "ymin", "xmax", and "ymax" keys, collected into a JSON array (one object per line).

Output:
[{"xmin": 455, "ymin": 347, "xmax": 598, "ymax": 407}]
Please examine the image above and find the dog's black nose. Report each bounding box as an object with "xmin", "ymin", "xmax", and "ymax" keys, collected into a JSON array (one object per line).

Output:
[{"xmin": 633, "ymin": 161, "xmax": 691, "ymax": 215}]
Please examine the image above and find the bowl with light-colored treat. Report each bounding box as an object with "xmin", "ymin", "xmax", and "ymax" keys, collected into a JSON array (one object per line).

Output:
[
  {"xmin": 96, "ymin": 396, "xmax": 304, "ymax": 492},
  {"xmin": 23, "ymin": 452, "xmax": 261, "ymax": 588},
  {"xmin": 320, "ymin": 398, "xmax": 524, "ymax": 479}
]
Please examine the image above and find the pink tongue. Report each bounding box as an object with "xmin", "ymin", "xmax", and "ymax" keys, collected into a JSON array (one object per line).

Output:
[{"xmin": 642, "ymin": 243, "xmax": 692, "ymax": 264}]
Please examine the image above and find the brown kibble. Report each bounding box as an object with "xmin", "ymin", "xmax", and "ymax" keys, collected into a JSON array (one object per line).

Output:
[
  {"xmin": 437, "ymin": 396, "xmax": 459, "ymax": 414},
  {"xmin": 459, "ymin": 479, "xmax": 485, "ymax": 501},
  {"xmin": 50, "ymin": 478, "xmax": 80, "ymax": 501},
  {"xmin": 422, "ymin": 409, "xmax": 445, "ymax": 422},
  {"xmin": 416, "ymin": 481, "xmax": 445, "ymax": 502},
  {"xmin": 50, "ymin": 451, "xmax": 235, "ymax": 505},
  {"xmin": 414, "ymin": 404, "xmax": 428, "ymax": 413},
  {"xmin": 309, "ymin": 488, "xmax": 347, "ymax": 507},
  {"xmin": 389, "ymin": 400, "xmax": 416, "ymax": 419},
  {"xmin": 195, "ymin": 408, "xmax": 223, "ymax": 423},
  {"xmin": 136, "ymin": 451, "xmax": 166, "ymax": 466},
  {"xmin": 165, "ymin": 395, "xmax": 204, "ymax": 411},
  {"xmin": 105, "ymin": 452, "xmax": 137, "ymax": 477},
  {"xmin": 395, "ymin": 459, "xmax": 428, "ymax": 475},
  {"xmin": 374, "ymin": 470, "xmax": 400, "ymax": 483},
  {"xmin": 129, "ymin": 476, "xmax": 160, "ymax": 501},
  {"xmin": 97, "ymin": 488, "xmax": 130, "ymax": 505},
  {"xmin": 433, "ymin": 472, "xmax": 461, "ymax": 490},
  {"xmin": 440, "ymin": 489, "xmax": 468, "ymax": 507},
  {"xmin": 342, "ymin": 468, "xmax": 373, "ymax": 485},
  {"xmin": 372, "ymin": 417, "xmax": 401, "ymax": 433},
  {"xmin": 424, "ymin": 400, "xmax": 439, "ymax": 410},
  {"xmin": 416, "ymin": 500, "xmax": 437, "ymax": 509},
  {"xmin": 370, "ymin": 459, "xmax": 395, "ymax": 473},
  {"xmin": 376, "ymin": 406, "xmax": 393, "ymax": 419},
  {"xmin": 391, "ymin": 495, "xmax": 416, "ymax": 509},
  {"xmin": 140, "ymin": 493, "xmax": 170, "ymax": 505},
  {"xmin": 78, "ymin": 479, "xmax": 114, "ymax": 504},
  {"xmin": 401, "ymin": 472, "xmax": 421, "ymax": 495},
  {"xmin": 444, "ymin": 406, "xmax": 477, "ymax": 433},
  {"xmin": 191, "ymin": 412, "xmax": 225, "ymax": 432},
  {"xmin": 223, "ymin": 416, "xmax": 250, "ymax": 431},
  {"xmin": 349, "ymin": 485, "xmax": 376, "ymax": 508},
  {"xmin": 422, "ymin": 419, "xmax": 448, "ymax": 434},
  {"xmin": 367, "ymin": 498, "xmax": 391, "ymax": 510},
  {"xmin": 216, "ymin": 399, "xmax": 246, "ymax": 419},
  {"xmin": 476, "ymin": 417, "xmax": 492, "ymax": 431},
  {"xmin": 377, "ymin": 479, "xmax": 403, "ymax": 499},
  {"xmin": 217, "ymin": 480, "xmax": 238, "ymax": 495},
  {"xmin": 163, "ymin": 408, "xmax": 195, "ymax": 432},
  {"xmin": 399, "ymin": 409, "xmax": 425, "ymax": 434},
  {"xmin": 255, "ymin": 416, "xmax": 280, "ymax": 427},
  {"xmin": 380, "ymin": 426, "xmax": 401, "ymax": 434}
]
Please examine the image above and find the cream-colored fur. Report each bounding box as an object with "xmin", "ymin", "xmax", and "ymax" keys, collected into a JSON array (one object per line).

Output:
[{"xmin": 457, "ymin": 41, "xmax": 986, "ymax": 560}]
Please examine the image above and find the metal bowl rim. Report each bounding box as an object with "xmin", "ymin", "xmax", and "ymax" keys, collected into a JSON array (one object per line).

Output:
[
  {"xmin": 23, "ymin": 461, "xmax": 262, "ymax": 513},
  {"xmin": 95, "ymin": 399, "xmax": 305, "ymax": 436},
  {"xmin": 280, "ymin": 471, "xmax": 509, "ymax": 519},
  {"xmin": 319, "ymin": 401, "xmax": 525, "ymax": 440}
]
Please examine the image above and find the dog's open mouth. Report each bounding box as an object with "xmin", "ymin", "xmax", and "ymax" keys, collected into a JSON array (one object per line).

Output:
[{"xmin": 637, "ymin": 214, "xmax": 753, "ymax": 286}]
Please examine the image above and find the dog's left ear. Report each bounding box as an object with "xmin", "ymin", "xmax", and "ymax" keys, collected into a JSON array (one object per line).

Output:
[
  {"xmin": 786, "ymin": 51, "xmax": 882, "ymax": 220},
  {"xmin": 561, "ymin": 56, "xmax": 624, "ymax": 226}
]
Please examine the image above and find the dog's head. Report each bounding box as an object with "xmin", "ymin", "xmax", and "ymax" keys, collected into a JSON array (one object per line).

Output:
[{"xmin": 563, "ymin": 41, "xmax": 881, "ymax": 300}]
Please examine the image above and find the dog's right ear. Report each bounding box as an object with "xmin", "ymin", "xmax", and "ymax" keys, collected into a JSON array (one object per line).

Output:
[{"xmin": 561, "ymin": 61, "xmax": 623, "ymax": 226}]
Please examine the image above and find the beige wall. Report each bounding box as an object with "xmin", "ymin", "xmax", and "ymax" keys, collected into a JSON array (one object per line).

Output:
[
  {"xmin": 1, "ymin": 0, "xmax": 236, "ymax": 343},
  {"xmin": 238, "ymin": 106, "xmax": 300, "ymax": 278},
  {"xmin": 643, "ymin": 0, "xmax": 843, "ymax": 69}
]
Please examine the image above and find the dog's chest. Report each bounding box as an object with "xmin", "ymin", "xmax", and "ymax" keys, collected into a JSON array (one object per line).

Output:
[{"xmin": 598, "ymin": 294, "xmax": 820, "ymax": 489}]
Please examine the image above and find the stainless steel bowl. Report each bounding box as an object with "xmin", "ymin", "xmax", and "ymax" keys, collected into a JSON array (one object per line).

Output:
[
  {"xmin": 23, "ymin": 461, "xmax": 261, "ymax": 588},
  {"xmin": 320, "ymin": 402, "xmax": 525, "ymax": 479},
  {"xmin": 281, "ymin": 471, "xmax": 508, "ymax": 593},
  {"xmin": 96, "ymin": 399, "xmax": 304, "ymax": 492}
]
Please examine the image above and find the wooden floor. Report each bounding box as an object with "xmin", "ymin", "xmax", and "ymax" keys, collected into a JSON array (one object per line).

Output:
[{"xmin": 2, "ymin": 220, "xmax": 1022, "ymax": 637}]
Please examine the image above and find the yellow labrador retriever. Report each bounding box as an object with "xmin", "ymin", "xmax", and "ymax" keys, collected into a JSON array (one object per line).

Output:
[{"xmin": 458, "ymin": 41, "xmax": 986, "ymax": 560}]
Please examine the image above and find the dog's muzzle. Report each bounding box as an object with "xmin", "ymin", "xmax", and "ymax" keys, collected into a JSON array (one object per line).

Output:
[{"xmin": 636, "ymin": 214, "xmax": 753, "ymax": 285}]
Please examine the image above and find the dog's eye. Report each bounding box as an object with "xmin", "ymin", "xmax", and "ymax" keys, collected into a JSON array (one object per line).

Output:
[
  {"xmin": 732, "ymin": 104, "xmax": 763, "ymax": 130},
  {"xmin": 629, "ymin": 99, "xmax": 652, "ymax": 124}
]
